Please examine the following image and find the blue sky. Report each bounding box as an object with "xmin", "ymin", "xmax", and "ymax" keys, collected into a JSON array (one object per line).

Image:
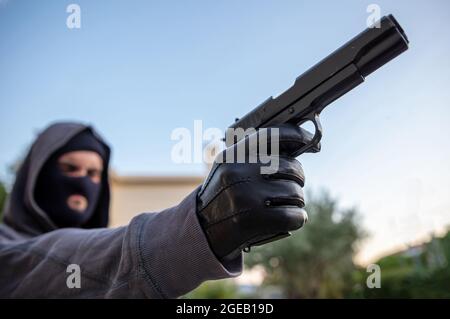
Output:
[{"xmin": 1, "ymin": 0, "xmax": 450, "ymax": 263}]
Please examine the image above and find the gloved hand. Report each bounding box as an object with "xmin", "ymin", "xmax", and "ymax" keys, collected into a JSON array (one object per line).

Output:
[{"xmin": 196, "ymin": 124, "xmax": 317, "ymax": 262}]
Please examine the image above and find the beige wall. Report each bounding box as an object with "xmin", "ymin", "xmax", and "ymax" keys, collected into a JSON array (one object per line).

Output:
[{"xmin": 109, "ymin": 173, "xmax": 204, "ymax": 227}]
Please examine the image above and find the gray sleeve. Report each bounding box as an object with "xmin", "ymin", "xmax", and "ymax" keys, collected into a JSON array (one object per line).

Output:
[
  {"xmin": 131, "ymin": 187, "xmax": 243, "ymax": 298},
  {"xmin": 0, "ymin": 189, "xmax": 243, "ymax": 298}
]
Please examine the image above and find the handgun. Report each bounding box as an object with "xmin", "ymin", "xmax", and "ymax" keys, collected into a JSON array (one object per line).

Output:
[
  {"xmin": 227, "ymin": 14, "xmax": 409, "ymax": 157},
  {"xmin": 227, "ymin": 14, "xmax": 409, "ymax": 247}
]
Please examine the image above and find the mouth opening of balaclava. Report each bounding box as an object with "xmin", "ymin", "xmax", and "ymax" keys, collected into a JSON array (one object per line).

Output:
[{"xmin": 34, "ymin": 130, "xmax": 107, "ymax": 228}]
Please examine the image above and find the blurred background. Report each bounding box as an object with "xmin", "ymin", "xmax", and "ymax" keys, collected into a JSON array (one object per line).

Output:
[{"xmin": 1, "ymin": 0, "xmax": 449, "ymax": 298}]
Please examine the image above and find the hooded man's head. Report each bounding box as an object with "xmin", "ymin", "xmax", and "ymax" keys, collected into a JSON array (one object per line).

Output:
[
  {"xmin": 2, "ymin": 122, "xmax": 111, "ymax": 235},
  {"xmin": 34, "ymin": 130, "xmax": 107, "ymax": 228}
]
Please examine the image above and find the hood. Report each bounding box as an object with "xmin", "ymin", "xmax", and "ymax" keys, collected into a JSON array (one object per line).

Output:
[{"xmin": 2, "ymin": 122, "xmax": 111, "ymax": 236}]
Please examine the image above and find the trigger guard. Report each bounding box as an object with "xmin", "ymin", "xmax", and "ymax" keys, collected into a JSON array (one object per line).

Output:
[{"xmin": 293, "ymin": 113, "xmax": 323, "ymax": 157}]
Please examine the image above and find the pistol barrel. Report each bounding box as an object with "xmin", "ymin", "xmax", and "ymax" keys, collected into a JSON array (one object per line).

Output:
[{"xmin": 229, "ymin": 14, "xmax": 409, "ymax": 137}]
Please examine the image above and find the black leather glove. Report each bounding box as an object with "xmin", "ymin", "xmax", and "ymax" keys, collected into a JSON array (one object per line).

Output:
[{"xmin": 196, "ymin": 124, "xmax": 317, "ymax": 262}]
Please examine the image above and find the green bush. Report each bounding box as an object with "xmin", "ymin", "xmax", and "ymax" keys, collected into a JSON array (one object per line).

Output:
[
  {"xmin": 0, "ymin": 181, "xmax": 7, "ymax": 222},
  {"xmin": 184, "ymin": 279, "xmax": 240, "ymax": 299},
  {"xmin": 361, "ymin": 232, "xmax": 450, "ymax": 298}
]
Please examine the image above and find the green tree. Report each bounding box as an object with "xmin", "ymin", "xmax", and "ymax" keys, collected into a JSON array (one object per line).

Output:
[{"xmin": 246, "ymin": 191, "xmax": 366, "ymax": 298}]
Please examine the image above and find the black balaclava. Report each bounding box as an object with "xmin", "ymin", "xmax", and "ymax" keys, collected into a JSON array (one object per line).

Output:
[{"xmin": 35, "ymin": 130, "xmax": 107, "ymax": 228}]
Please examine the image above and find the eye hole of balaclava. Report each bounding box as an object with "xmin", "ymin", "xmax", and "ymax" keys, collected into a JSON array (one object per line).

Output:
[{"xmin": 34, "ymin": 130, "xmax": 106, "ymax": 228}]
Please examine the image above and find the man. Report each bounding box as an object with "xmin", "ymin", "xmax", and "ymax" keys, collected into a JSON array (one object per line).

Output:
[{"xmin": 0, "ymin": 121, "xmax": 310, "ymax": 298}]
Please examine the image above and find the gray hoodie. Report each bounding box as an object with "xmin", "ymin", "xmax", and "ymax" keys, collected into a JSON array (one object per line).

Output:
[{"xmin": 0, "ymin": 122, "xmax": 242, "ymax": 298}]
